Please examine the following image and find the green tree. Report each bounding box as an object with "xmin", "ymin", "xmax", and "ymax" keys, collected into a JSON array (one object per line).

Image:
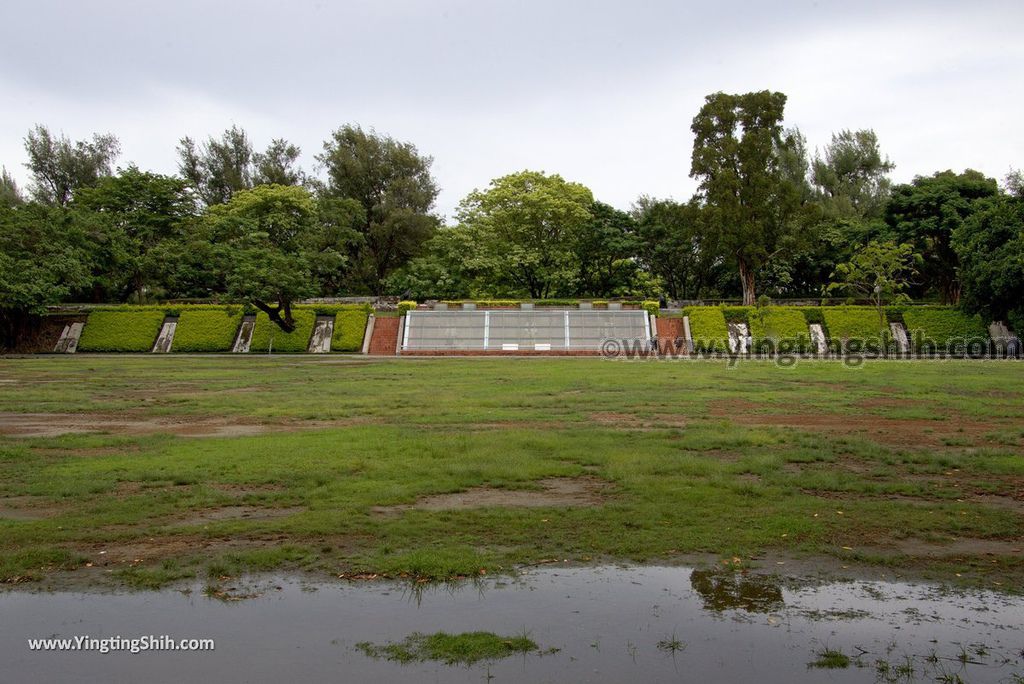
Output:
[
  {"xmin": 633, "ymin": 197, "xmax": 722, "ymax": 300},
  {"xmin": 205, "ymin": 185, "xmax": 322, "ymax": 331},
  {"xmin": 455, "ymin": 170, "xmax": 593, "ymax": 298},
  {"xmin": 0, "ymin": 203, "xmax": 94, "ymax": 347},
  {"xmin": 178, "ymin": 127, "xmax": 305, "ymax": 206},
  {"xmin": 254, "ymin": 139, "xmax": 305, "ymax": 186},
  {"xmin": 317, "ymin": 125, "xmax": 439, "ymax": 294},
  {"xmin": 1, "ymin": 167, "xmax": 24, "ymax": 207},
  {"xmin": 812, "ymin": 129, "xmax": 894, "ymax": 220},
  {"xmin": 886, "ymin": 169, "xmax": 999, "ymax": 303},
  {"xmin": 74, "ymin": 167, "xmax": 198, "ymax": 302},
  {"xmin": 827, "ymin": 240, "xmax": 917, "ymax": 330},
  {"xmin": 573, "ymin": 201, "xmax": 641, "ymax": 297},
  {"xmin": 689, "ymin": 91, "xmax": 801, "ymax": 305},
  {"xmin": 23, "ymin": 125, "xmax": 120, "ymax": 206},
  {"xmin": 953, "ymin": 191, "xmax": 1024, "ymax": 330}
]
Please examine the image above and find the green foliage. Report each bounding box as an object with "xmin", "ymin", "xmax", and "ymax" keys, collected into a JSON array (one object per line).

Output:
[
  {"xmin": 721, "ymin": 306, "xmax": 753, "ymax": 323},
  {"xmin": 684, "ymin": 306, "xmax": 729, "ymax": 352},
  {"xmin": 397, "ymin": 300, "xmax": 417, "ymax": 316},
  {"xmin": 641, "ymin": 300, "xmax": 660, "ymax": 317},
  {"xmin": 173, "ymin": 307, "xmax": 245, "ymax": 352},
  {"xmin": 77, "ymin": 309, "xmax": 167, "ymax": 352},
  {"xmin": 821, "ymin": 306, "xmax": 887, "ymax": 351},
  {"xmin": 331, "ymin": 309, "xmax": 369, "ymax": 352},
  {"xmin": 249, "ymin": 309, "xmax": 316, "ymax": 352},
  {"xmin": 747, "ymin": 307, "xmax": 812, "ymax": 352},
  {"xmin": 953, "ymin": 194, "xmax": 1024, "ymax": 325},
  {"xmin": 317, "ymin": 124, "xmax": 439, "ymax": 294},
  {"xmin": 887, "ymin": 169, "xmax": 1000, "ymax": 303},
  {"xmin": 902, "ymin": 307, "xmax": 988, "ymax": 352},
  {"xmin": 455, "ymin": 170, "xmax": 594, "ymax": 299},
  {"xmin": 23, "ymin": 125, "xmax": 120, "ymax": 206}
]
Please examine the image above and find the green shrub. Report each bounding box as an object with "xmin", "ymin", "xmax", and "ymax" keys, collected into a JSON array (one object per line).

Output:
[
  {"xmin": 331, "ymin": 310, "xmax": 370, "ymax": 352},
  {"xmin": 802, "ymin": 308, "xmax": 825, "ymax": 325},
  {"xmin": 249, "ymin": 310, "xmax": 316, "ymax": 353},
  {"xmin": 172, "ymin": 307, "xmax": 245, "ymax": 352},
  {"xmin": 398, "ymin": 301, "xmax": 418, "ymax": 316},
  {"xmin": 684, "ymin": 306, "xmax": 729, "ymax": 353},
  {"xmin": 902, "ymin": 307, "xmax": 988, "ymax": 353},
  {"xmin": 77, "ymin": 310, "xmax": 167, "ymax": 352},
  {"xmin": 748, "ymin": 307, "xmax": 812, "ymax": 353},
  {"xmin": 721, "ymin": 306, "xmax": 753, "ymax": 323},
  {"xmin": 641, "ymin": 300, "xmax": 660, "ymax": 318},
  {"xmin": 821, "ymin": 306, "xmax": 887, "ymax": 352}
]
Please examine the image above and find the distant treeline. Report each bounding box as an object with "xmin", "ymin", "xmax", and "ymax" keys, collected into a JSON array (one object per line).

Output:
[{"xmin": 2, "ymin": 91, "xmax": 1022, "ymax": 346}]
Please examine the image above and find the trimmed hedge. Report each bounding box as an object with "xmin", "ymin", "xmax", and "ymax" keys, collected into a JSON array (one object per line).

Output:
[
  {"xmin": 249, "ymin": 310, "xmax": 316, "ymax": 353},
  {"xmin": 748, "ymin": 307, "xmax": 813, "ymax": 353},
  {"xmin": 641, "ymin": 300, "xmax": 660, "ymax": 318},
  {"xmin": 821, "ymin": 306, "xmax": 887, "ymax": 351},
  {"xmin": 683, "ymin": 306, "xmax": 729, "ymax": 353},
  {"xmin": 398, "ymin": 301, "xmax": 417, "ymax": 316},
  {"xmin": 331, "ymin": 310, "xmax": 370, "ymax": 352},
  {"xmin": 173, "ymin": 307, "xmax": 245, "ymax": 352},
  {"xmin": 77, "ymin": 310, "xmax": 166, "ymax": 352},
  {"xmin": 721, "ymin": 306, "xmax": 753, "ymax": 324},
  {"xmin": 902, "ymin": 307, "xmax": 988, "ymax": 352}
]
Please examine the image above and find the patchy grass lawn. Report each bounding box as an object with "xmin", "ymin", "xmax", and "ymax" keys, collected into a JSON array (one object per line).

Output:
[
  {"xmin": 0, "ymin": 356, "xmax": 1021, "ymax": 590},
  {"xmin": 356, "ymin": 631, "xmax": 541, "ymax": 665}
]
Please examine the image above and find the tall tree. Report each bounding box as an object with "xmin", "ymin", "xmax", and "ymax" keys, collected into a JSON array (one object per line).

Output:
[
  {"xmin": 455, "ymin": 170, "xmax": 593, "ymax": 298},
  {"xmin": 812, "ymin": 129, "xmax": 894, "ymax": 219},
  {"xmin": 178, "ymin": 127, "xmax": 306, "ymax": 206},
  {"xmin": 885, "ymin": 169, "xmax": 999, "ymax": 303},
  {"xmin": 254, "ymin": 138, "xmax": 305, "ymax": 186},
  {"xmin": 317, "ymin": 125, "xmax": 439, "ymax": 294},
  {"xmin": 689, "ymin": 91, "xmax": 799, "ymax": 305},
  {"xmin": 23, "ymin": 125, "xmax": 120, "ymax": 206},
  {"xmin": 177, "ymin": 126, "xmax": 254, "ymax": 205}
]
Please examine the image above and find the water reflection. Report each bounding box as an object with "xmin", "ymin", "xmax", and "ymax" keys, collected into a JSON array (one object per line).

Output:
[
  {"xmin": 689, "ymin": 569, "xmax": 785, "ymax": 613},
  {"xmin": 0, "ymin": 566, "xmax": 1021, "ymax": 683}
]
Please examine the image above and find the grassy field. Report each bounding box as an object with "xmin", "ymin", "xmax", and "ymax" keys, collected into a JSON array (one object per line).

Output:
[{"xmin": 0, "ymin": 356, "xmax": 1021, "ymax": 591}]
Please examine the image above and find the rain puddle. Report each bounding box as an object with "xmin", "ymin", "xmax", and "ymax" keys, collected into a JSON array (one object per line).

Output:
[{"xmin": 1, "ymin": 565, "xmax": 1021, "ymax": 682}]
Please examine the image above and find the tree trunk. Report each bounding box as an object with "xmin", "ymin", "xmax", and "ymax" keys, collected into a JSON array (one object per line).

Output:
[
  {"xmin": 738, "ymin": 258, "xmax": 756, "ymax": 306},
  {"xmin": 252, "ymin": 299, "xmax": 296, "ymax": 333}
]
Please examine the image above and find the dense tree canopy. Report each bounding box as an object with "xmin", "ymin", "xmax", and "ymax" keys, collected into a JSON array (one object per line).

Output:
[{"xmin": 0, "ymin": 104, "xmax": 1021, "ymax": 347}]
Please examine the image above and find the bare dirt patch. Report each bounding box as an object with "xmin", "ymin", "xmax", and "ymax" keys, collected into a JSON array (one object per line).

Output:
[
  {"xmin": 0, "ymin": 495, "xmax": 67, "ymax": 520},
  {"xmin": 372, "ymin": 477, "xmax": 612, "ymax": 515},
  {"xmin": 591, "ymin": 412, "xmax": 687, "ymax": 429},
  {"xmin": 710, "ymin": 407, "xmax": 1010, "ymax": 448},
  {"xmin": 171, "ymin": 505, "xmax": 305, "ymax": 527},
  {"xmin": 0, "ymin": 412, "xmax": 377, "ymax": 438}
]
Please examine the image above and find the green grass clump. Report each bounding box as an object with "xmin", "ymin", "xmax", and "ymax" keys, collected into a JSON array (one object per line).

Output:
[
  {"xmin": 684, "ymin": 307, "xmax": 729, "ymax": 352},
  {"xmin": 902, "ymin": 307, "xmax": 989, "ymax": 353},
  {"xmin": 173, "ymin": 308, "xmax": 245, "ymax": 352},
  {"xmin": 77, "ymin": 310, "xmax": 167, "ymax": 352},
  {"xmin": 748, "ymin": 307, "xmax": 813, "ymax": 353},
  {"xmin": 810, "ymin": 648, "xmax": 851, "ymax": 669},
  {"xmin": 356, "ymin": 631, "xmax": 539, "ymax": 665},
  {"xmin": 331, "ymin": 310, "xmax": 369, "ymax": 352},
  {"xmin": 116, "ymin": 559, "xmax": 196, "ymax": 589},
  {"xmin": 821, "ymin": 306, "xmax": 887, "ymax": 352},
  {"xmin": 249, "ymin": 310, "xmax": 316, "ymax": 352}
]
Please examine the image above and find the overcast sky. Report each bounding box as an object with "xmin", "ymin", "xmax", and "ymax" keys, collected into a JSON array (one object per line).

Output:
[{"xmin": 1, "ymin": 0, "xmax": 1021, "ymax": 219}]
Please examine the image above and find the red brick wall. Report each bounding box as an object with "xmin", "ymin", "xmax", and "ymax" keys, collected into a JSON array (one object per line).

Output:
[
  {"xmin": 368, "ymin": 317, "xmax": 400, "ymax": 355},
  {"xmin": 657, "ymin": 318, "xmax": 688, "ymax": 355}
]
